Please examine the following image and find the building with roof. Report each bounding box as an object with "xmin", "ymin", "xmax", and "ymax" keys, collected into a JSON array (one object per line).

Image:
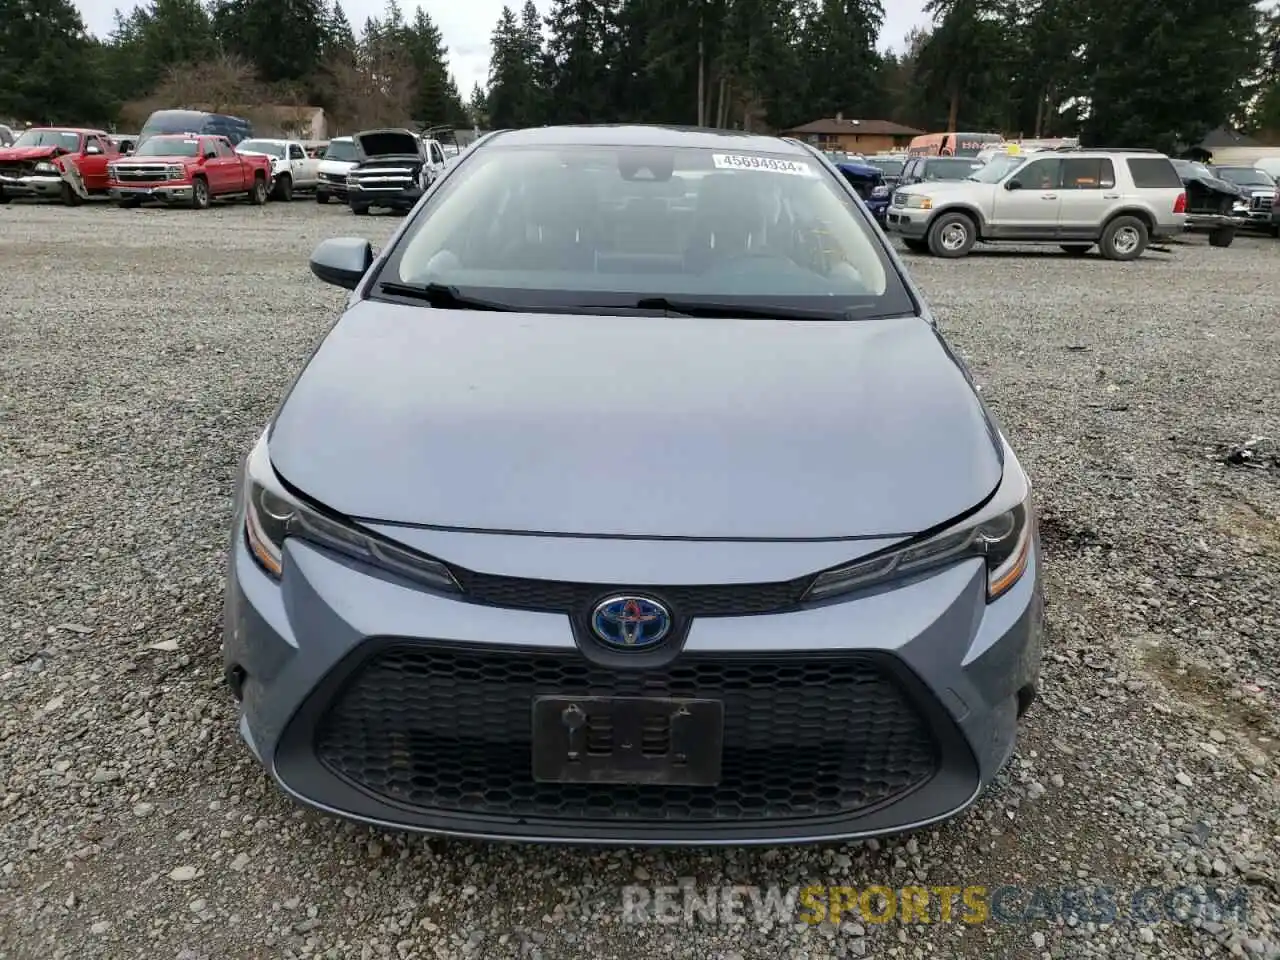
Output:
[{"xmin": 780, "ymin": 114, "xmax": 924, "ymax": 154}]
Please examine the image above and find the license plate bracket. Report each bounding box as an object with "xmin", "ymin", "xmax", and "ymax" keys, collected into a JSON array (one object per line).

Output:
[{"xmin": 531, "ymin": 696, "xmax": 723, "ymax": 786}]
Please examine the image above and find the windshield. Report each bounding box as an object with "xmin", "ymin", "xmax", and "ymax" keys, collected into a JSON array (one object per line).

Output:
[
  {"xmin": 1215, "ymin": 167, "xmax": 1275, "ymax": 187},
  {"xmin": 324, "ymin": 140, "xmax": 357, "ymax": 162},
  {"xmin": 382, "ymin": 143, "xmax": 911, "ymax": 319},
  {"xmin": 1172, "ymin": 159, "xmax": 1212, "ymax": 178},
  {"xmin": 966, "ymin": 155, "xmax": 1026, "ymax": 183},
  {"xmin": 238, "ymin": 140, "xmax": 285, "ymax": 159},
  {"xmin": 13, "ymin": 129, "xmax": 82, "ymax": 150},
  {"xmin": 867, "ymin": 159, "xmax": 904, "ymax": 176},
  {"xmin": 924, "ymin": 158, "xmax": 985, "ymax": 180},
  {"xmin": 134, "ymin": 137, "xmax": 200, "ymax": 157}
]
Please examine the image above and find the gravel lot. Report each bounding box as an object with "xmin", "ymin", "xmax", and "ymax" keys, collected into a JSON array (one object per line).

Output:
[{"xmin": 1, "ymin": 199, "xmax": 1278, "ymax": 960}]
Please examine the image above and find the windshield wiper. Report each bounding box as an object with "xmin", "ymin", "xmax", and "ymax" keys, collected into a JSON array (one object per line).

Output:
[
  {"xmin": 378, "ymin": 281, "xmax": 515, "ymax": 311},
  {"xmin": 633, "ymin": 297, "xmax": 848, "ymax": 322}
]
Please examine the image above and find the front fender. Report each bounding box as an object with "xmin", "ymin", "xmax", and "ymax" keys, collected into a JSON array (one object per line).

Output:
[{"xmin": 926, "ymin": 203, "xmax": 989, "ymax": 236}]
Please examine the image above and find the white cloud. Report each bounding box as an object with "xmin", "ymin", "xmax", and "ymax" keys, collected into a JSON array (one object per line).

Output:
[{"xmin": 75, "ymin": 0, "xmax": 930, "ymax": 99}]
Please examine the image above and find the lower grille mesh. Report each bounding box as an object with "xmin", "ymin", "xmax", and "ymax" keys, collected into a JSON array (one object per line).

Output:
[{"xmin": 314, "ymin": 644, "xmax": 940, "ymax": 823}]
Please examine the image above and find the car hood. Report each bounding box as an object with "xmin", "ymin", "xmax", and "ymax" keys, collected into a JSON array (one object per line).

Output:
[
  {"xmin": 897, "ymin": 180, "xmax": 987, "ymax": 196},
  {"xmin": 0, "ymin": 146, "xmax": 62, "ymax": 162},
  {"xmin": 319, "ymin": 159, "xmax": 355, "ymax": 174},
  {"xmin": 355, "ymin": 131, "xmax": 420, "ymax": 158},
  {"xmin": 268, "ymin": 303, "xmax": 1003, "ymax": 539}
]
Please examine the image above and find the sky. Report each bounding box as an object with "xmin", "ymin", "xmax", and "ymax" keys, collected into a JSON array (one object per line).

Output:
[{"xmin": 74, "ymin": 0, "xmax": 932, "ymax": 100}]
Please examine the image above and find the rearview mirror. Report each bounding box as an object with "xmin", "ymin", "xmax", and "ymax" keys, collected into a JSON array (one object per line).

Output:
[
  {"xmin": 1005, "ymin": 179, "xmax": 1023, "ymax": 191},
  {"xmin": 310, "ymin": 237, "xmax": 374, "ymax": 290}
]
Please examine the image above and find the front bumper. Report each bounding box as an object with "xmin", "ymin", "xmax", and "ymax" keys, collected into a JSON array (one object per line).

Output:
[
  {"xmin": 110, "ymin": 183, "xmax": 194, "ymax": 202},
  {"xmin": 884, "ymin": 209, "xmax": 930, "ymax": 239},
  {"xmin": 866, "ymin": 198, "xmax": 889, "ymax": 223},
  {"xmin": 224, "ymin": 505, "xmax": 1043, "ymax": 845},
  {"xmin": 347, "ymin": 185, "xmax": 423, "ymax": 210},
  {"xmin": 0, "ymin": 173, "xmax": 62, "ymax": 198}
]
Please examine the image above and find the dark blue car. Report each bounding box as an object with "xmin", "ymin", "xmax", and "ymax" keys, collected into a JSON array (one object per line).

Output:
[{"xmin": 835, "ymin": 160, "xmax": 890, "ymax": 225}]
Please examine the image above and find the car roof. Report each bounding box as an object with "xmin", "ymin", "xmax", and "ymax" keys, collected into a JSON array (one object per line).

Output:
[{"xmin": 485, "ymin": 124, "xmax": 810, "ymax": 155}]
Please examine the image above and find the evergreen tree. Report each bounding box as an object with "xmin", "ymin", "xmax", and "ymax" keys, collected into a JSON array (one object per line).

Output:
[
  {"xmin": 0, "ymin": 0, "xmax": 103, "ymax": 122},
  {"xmin": 543, "ymin": 0, "xmax": 619, "ymax": 124},
  {"xmin": 212, "ymin": 0, "xmax": 327, "ymax": 84}
]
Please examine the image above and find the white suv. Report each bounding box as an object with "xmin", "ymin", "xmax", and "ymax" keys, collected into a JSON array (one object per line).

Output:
[{"xmin": 886, "ymin": 149, "xmax": 1187, "ymax": 260}]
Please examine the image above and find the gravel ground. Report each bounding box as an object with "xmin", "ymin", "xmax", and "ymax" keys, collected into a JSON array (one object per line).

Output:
[{"xmin": 1, "ymin": 199, "xmax": 1277, "ymax": 960}]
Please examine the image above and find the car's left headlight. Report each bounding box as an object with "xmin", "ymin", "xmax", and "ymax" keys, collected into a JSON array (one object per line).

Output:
[
  {"xmin": 904, "ymin": 194, "xmax": 933, "ymax": 209},
  {"xmin": 240, "ymin": 430, "xmax": 461, "ymax": 593},
  {"xmin": 871, "ymin": 185, "xmax": 890, "ymax": 198},
  {"xmin": 805, "ymin": 455, "xmax": 1034, "ymax": 604},
  {"xmin": 34, "ymin": 161, "xmax": 56, "ymax": 173}
]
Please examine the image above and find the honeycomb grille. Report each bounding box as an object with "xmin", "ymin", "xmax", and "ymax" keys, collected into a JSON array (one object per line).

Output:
[
  {"xmin": 314, "ymin": 644, "xmax": 940, "ymax": 822},
  {"xmin": 448, "ymin": 568, "xmax": 812, "ymax": 617}
]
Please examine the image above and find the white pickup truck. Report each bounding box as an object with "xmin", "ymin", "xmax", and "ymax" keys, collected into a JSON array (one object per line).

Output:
[{"xmin": 234, "ymin": 138, "xmax": 321, "ymax": 201}]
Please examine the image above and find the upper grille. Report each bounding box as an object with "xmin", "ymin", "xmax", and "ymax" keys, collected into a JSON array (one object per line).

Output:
[
  {"xmin": 113, "ymin": 165, "xmax": 171, "ymax": 181},
  {"xmin": 448, "ymin": 566, "xmax": 813, "ymax": 616},
  {"xmin": 313, "ymin": 643, "xmax": 940, "ymax": 823},
  {"xmin": 1251, "ymin": 193, "xmax": 1275, "ymax": 210},
  {"xmin": 892, "ymin": 192, "xmax": 908, "ymax": 207},
  {"xmin": 0, "ymin": 164, "xmax": 29, "ymax": 178}
]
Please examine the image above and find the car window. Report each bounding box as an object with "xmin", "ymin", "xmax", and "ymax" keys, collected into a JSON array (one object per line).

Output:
[
  {"xmin": 13, "ymin": 129, "xmax": 83, "ymax": 150},
  {"xmin": 1013, "ymin": 158, "xmax": 1062, "ymax": 189},
  {"xmin": 324, "ymin": 140, "xmax": 357, "ymax": 162},
  {"xmin": 923, "ymin": 158, "xmax": 984, "ymax": 181},
  {"xmin": 967, "ymin": 155, "xmax": 1027, "ymax": 183},
  {"xmin": 289, "ymin": 144, "xmax": 305, "ymax": 160},
  {"xmin": 1215, "ymin": 167, "xmax": 1275, "ymax": 187},
  {"xmin": 214, "ymin": 139, "xmax": 235, "ymax": 158},
  {"xmin": 431, "ymin": 144, "xmax": 444, "ymax": 165},
  {"xmin": 1126, "ymin": 157, "xmax": 1182, "ymax": 188},
  {"xmin": 384, "ymin": 143, "xmax": 912, "ymax": 320},
  {"xmin": 1061, "ymin": 157, "xmax": 1116, "ymax": 189}
]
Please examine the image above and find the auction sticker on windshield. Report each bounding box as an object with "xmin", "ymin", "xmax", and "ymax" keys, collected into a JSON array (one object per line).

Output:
[{"xmin": 712, "ymin": 154, "xmax": 814, "ymax": 176}]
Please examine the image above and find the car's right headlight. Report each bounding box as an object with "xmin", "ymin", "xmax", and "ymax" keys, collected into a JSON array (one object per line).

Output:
[
  {"xmin": 240, "ymin": 430, "xmax": 460, "ymax": 593},
  {"xmin": 904, "ymin": 194, "xmax": 934, "ymax": 209},
  {"xmin": 805, "ymin": 451, "xmax": 1034, "ymax": 605}
]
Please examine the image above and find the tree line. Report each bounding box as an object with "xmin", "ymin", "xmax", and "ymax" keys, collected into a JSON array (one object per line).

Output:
[{"xmin": 1, "ymin": 0, "xmax": 1278, "ymax": 152}]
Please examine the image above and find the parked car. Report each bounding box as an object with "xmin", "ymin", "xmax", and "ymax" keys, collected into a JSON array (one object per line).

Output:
[
  {"xmin": 107, "ymin": 134, "xmax": 272, "ymax": 209},
  {"xmin": 833, "ymin": 158, "xmax": 889, "ymax": 225},
  {"xmin": 235, "ymin": 137, "xmax": 322, "ymax": 200},
  {"xmin": 898, "ymin": 156, "xmax": 986, "ymax": 187},
  {"xmin": 1207, "ymin": 166, "xmax": 1277, "ymax": 231},
  {"xmin": 863, "ymin": 155, "xmax": 906, "ymax": 188},
  {"xmin": 0, "ymin": 127, "xmax": 118, "ymax": 205},
  {"xmin": 345, "ymin": 128, "xmax": 432, "ymax": 215},
  {"xmin": 224, "ymin": 124, "xmax": 1042, "ymax": 845},
  {"xmin": 1170, "ymin": 159, "xmax": 1242, "ymax": 247},
  {"xmin": 907, "ymin": 131, "xmax": 1005, "ymax": 158},
  {"xmin": 420, "ymin": 136, "xmax": 450, "ymax": 182},
  {"xmin": 315, "ymin": 136, "xmax": 358, "ymax": 205},
  {"xmin": 137, "ymin": 109, "xmax": 253, "ymax": 148},
  {"xmin": 886, "ymin": 149, "xmax": 1186, "ymax": 260}
]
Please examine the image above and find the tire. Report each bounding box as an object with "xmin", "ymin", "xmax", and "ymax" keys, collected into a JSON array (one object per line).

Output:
[
  {"xmin": 926, "ymin": 211, "xmax": 977, "ymax": 258},
  {"xmin": 350, "ymin": 204, "xmax": 369, "ymax": 216},
  {"xmin": 1267, "ymin": 224, "xmax": 1279, "ymax": 238},
  {"xmin": 0, "ymin": 191, "xmax": 10, "ymax": 205},
  {"xmin": 60, "ymin": 181, "xmax": 82, "ymax": 207},
  {"xmin": 248, "ymin": 175, "xmax": 268, "ymax": 206},
  {"xmin": 1098, "ymin": 215, "xmax": 1148, "ymax": 260},
  {"xmin": 1060, "ymin": 244, "xmax": 1092, "ymax": 255},
  {"xmin": 190, "ymin": 176, "xmax": 210, "ymax": 210},
  {"xmin": 1208, "ymin": 226, "xmax": 1235, "ymax": 248},
  {"xmin": 272, "ymin": 173, "xmax": 292, "ymax": 202},
  {"xmin": 315, "ymin": 191, "xmax": 329, "ymax": 204},
  {"xmin": 901, "ymin": 238, "xmax": 928, "ymax": 253}
]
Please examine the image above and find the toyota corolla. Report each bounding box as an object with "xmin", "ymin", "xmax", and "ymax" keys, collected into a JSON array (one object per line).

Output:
[{"xmin": 223, "ymin": 124, "xmax": 1043, "ymax": 845}]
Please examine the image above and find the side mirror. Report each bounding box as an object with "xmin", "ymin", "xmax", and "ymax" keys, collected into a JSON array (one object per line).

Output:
[
  {"xmin": 1005, "ymin": 179, "xmax": 1023, "ymax": 191},
  {"xmin": 85, "ymin": 145, "xmax": 102, "ymax": 155},
  {"xmin": 310, "ymin": 237, "xmax": 374, "ymax": 290}
]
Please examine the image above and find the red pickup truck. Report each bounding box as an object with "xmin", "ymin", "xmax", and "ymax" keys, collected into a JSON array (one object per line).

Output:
[
  {"xmin": 107, "ymin": 134, "xmax": 273, "ymax": 208},
  {"xmin": 0, "ymin": 127, "xmax": 118, "ymax": 205}
]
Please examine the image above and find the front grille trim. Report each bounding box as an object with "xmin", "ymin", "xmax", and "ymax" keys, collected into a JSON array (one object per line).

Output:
[{"xmin": 299, "ymin": 639, "xmax": 947, "ymax": 827}]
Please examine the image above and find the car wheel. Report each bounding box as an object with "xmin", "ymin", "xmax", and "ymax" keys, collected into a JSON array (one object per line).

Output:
[
  {"xmin": 1099, "ymin": 216, "xmax": 1148, "ymax": 260},
  {"xmin": 901, "ymin": 238, "xmax": 928, "ymax": 253},
  {"xmin": 1060, "ymin": 244, "xmax": 1092, "ymax": 255},
  {"xmin": 191, "ymin": 176, "xmax": 210, "ymax": 210},
  {"xmin": 1208, "ymin": 226, "xmax": 1235, "ymax": 248},
  {"xmin": 0, "ymin": 190, "xmax": 10, "ymax": 205},
  {"xmin": 60, "ymin": 181, "xmax": 82, "ymax": 207},
  {"xmin": 351, "ymin": 204, "xmax": 369, "ymax": 216},
  {"xmin": 926, "ymin": 212, "xmax": 976, "ymax": 258},
  {"xmin": 316, "ymin": 191, "xmax": 329, "ymax": 204},
  {"xmin": 248, "ymin": 175, "xmax": 268, "ymax": 206},
  {"xmin": 273, "ymin": 174, "xmax": 293, "ymax": 202}
]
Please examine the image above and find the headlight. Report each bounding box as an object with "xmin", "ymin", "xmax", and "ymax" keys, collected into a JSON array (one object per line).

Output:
[
  {"xmin": 805, "ymin": 461, "xmax": 1034, "ymax": 604},
  {"xmin": 905, "ymin": 195, "xmax": 934, "ymax": 209},
  {"xmin": 241, "ymin": 431, "xmax": 460, "ymax": 593},
  {"xmin": 168, "ymin": 166, "xmax": 185, "ymax": 179},
  {"xmin": 34, "ymin": 161, "xmax": 56, "ymax": 173},
  {"xmin": 871, "ymin": 185, "xmax": 889, "ymax": 198}
]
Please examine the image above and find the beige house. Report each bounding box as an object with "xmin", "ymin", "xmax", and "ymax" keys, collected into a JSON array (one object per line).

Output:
[{"xmin": 781, "ymin": 114, "xmax": 923, "ymax": 154}]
